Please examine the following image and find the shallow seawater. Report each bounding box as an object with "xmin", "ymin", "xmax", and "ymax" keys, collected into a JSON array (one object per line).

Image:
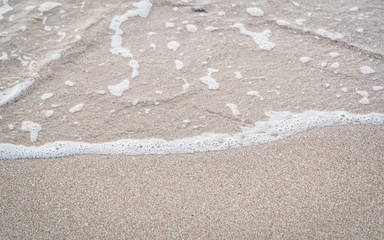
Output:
[{"xmin": 0, "ymin": 0, "xmax": 383, "ymax": 159}]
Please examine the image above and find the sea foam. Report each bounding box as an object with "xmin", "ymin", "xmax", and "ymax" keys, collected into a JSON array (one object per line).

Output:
[{"xmin": 1, "ymin": 111, "xmax": 383, "ymax": 159}]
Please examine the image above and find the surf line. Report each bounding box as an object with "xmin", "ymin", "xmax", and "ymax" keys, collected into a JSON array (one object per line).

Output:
[{"xmin": 1, "ymin": 111, "xmax": 383, "ymax": 159}]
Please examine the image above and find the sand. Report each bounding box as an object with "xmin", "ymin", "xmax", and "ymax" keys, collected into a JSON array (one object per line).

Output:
[
  {"xmin": 1, "ymin": 125, "xmax": 383, "ymax": 239},
  {"xmin": 1, "ymin": 0, "xmax": 384, "ymax": 238}
]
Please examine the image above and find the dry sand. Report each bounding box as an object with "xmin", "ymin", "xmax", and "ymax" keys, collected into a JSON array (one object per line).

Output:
[{"xmin": 1, "ymin": 125, "xmax": 384, "ymax": 239}]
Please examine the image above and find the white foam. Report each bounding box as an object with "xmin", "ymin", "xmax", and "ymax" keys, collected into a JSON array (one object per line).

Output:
[
  {"xmin": 186, "ymin": 24, "xmax": 198, "ymax": 33},
  {"xmin": 24, "ymin": 5, "xmax": 35, "ymax": 11},
  {"xmin": 22, "ymin": 121, "xmax": 42, "ymax": 143},
  {"xmin": 349, "ymin": 6, "xmax": 359, "ymax": 12},
  {"xmin": 65, "ymin": 81, "xmax": 75, "ymax": 86},
  {"xmin": 200, "ymin": 68, "xmax": 219, "ymax": 90},
  {"xmin": 357, "ymin": 28, "xmax": 364, "ymax": 33},
  {"xmin": 0, "ymin": 80, "xmax": 34, "ymax": 106},
  {"xmin": 0, "ymin": 52, "xmax": 8, "ymax": 60},
  {"xmin": 175, "ymin": 60, "xmax": 184, "ymax": 70},
  {"xmin": 20, "ymin": 25, "xmax": 27, "ymax": 31},
  {"xmin": 2, "ymin": 111, "xmax": 384, "ymax": 159},
  {"xmin": 205, "ymin": 26, "xmax": 217, "ymax": 31},
  {"xmin": 246, "ymin": 7, "xmax": 264, "ymax": 17},
  {"xmin": 51, "ymin": 54, "xmax": 61, "ymax": 60},
  {"xmin": 360, "ymin": 66, "xmax": 375, "ymax": 75},
  {"xmin": 300, "ymin": 57, "xmax": 310, "ymax": 63},
  {"xmin": 0, "ymin": 0, "xmax": 13, "ymax": 21},
  {"xmin": 56, "ymin": 31, "xmax": 66, "ymax": 42},
  {"xmin": 38, "ymin": 2, "xmax": 62, "ymax": 13},
  {"xmin": 108, "ymin": 79, "xmax": 130, "ymax": 96},
  {"xmin": 321, "ymin": 62, "xmax": 327, "ymax": 67},
  {"xmin": 295, "ymin": 19, "xmax": 306, "ymax": 25},
  {"xmin": 41, "ymin": 92, "xmax": 53, "ymax": 100},
  {"xmin": 316, "ymin": 28, "xmax": 344, "ymax": 40},
  {"xmin": 233, "ymin": 23, "xmax": 275, "ymax": 51},
  {"xmin": 8, "ymin": 14, "xmax": 13, "ymax": 21},
  {"xmin": 226, "ymin": 103, "xmax": 240, "ymax": 117},
  {"xmin": 276, "ymin": 20, "xmax": 290, "ymax": 26},
  {"xmin": 109, "ymin": 0, "xmax": 152, "ymax": 78},
  {"xmin": 218, "ymin": 11, "xmax": 225, "ymax": 16},
  {"xmin": 43, "ymin": 110, "xmax": 54, "ymax": 118},
  {"xmin": 8, "ymin": 124, "xmax": 14, "ymax": 130},
  {"xmin": 341, "ymin": 87, "xmax": 348, "ymax": 93},
  {"xmin": 291, "ymin": 0, "xmax": 300, "ymax": 7},
  {"xmin": 234, "ymin": 71, "xmax": 243, "ymax": 79},
  {"xmin": 247, "ymin": 91, "xmax": 264, "ymax": 100},
  {"xmin": 357, "ymin": 91, "xmax": 370, "ymax": 105},
  {"xmin": 168, "ymin": 41, "xmax": 180, "ymax": 51},
  {"xmin": 165, "ymin": 22, "xmax": 175, "ymax": 28},
  {"xmin": 69, "ymin": 103, "xmax": 84, "ymax": 113},
  {"xmin": 331, "ymin": 62, "xmax": 340, "ymax": 69},
  {"xmin": 373, "ymin": 86, "xmax": 383, "ymax": 92},
  {"xmin": 329, "ymin": 52, "xmax": 340, "ymax": 58}
]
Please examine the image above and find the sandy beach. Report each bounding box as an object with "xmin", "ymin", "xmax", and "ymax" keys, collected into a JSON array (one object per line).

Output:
[
  {"xmin": 1, "ymin": 126, "xmax": 384, "ymax": 238},
  {"xmin": 1, "ymin": 0, "xmax": 383, "ymax": 238}
]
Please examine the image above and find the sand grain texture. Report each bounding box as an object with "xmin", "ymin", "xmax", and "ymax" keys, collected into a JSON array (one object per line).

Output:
[{"xmin": 1, "ymin": 126, "xmax": 384, "ymax": 239}]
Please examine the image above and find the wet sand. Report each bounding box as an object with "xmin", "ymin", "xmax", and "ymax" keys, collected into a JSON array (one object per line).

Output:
[{"xmin": 1, "ymin": 125, "xmax": 383, "ymax": 239}]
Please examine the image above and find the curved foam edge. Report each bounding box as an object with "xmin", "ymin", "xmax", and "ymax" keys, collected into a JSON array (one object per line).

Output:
[{"xmin": 1, "ymin": 111, "xmax": 383, "ymax": 160}]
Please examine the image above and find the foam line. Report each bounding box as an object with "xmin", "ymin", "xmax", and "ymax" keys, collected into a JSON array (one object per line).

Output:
[{"xmin": 1, "ymin": 111, "xmax": 383, "ymax": 160}]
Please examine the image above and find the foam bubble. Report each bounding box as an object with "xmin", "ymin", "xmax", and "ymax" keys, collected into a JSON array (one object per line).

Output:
[
  {"xmin": 38, "ymin": 2, "xmax": 62, "ymax": 13},
  {"xmin": 373, "ymin": 86, "xmax": 383, "ymax": 92},
  {"xmin": 205, "ymin": 26, "xmax": 217, "ymax": 31},
  {"xmin": 226, "ymin": 103, "xmax": 240, "ymax": 117},
  {"xmin": 51, "ymin": 54, "xmax": 61, "ymax": 60},
  {"xmin": 329, "ymin": 52, "xmax": 340, "ymax": 58},
  {"xmin": 331, "ymin": 62, "xmax": 340, "ymax": 69},
  {"xmin": 108, "ymin": 79, "xmax": 130, "ymax": 96},
  {"xmin": 43, "ymin": 110, "xmax": 54, "ymax": 118},
  {"xmin": 22, "ymin": 121, "xmax": 42, "ymax": 143},
  {"xmin": 0, "ymin": 0, "xmax": 13, "ymax": 21},
  {"xmin": 0, "ymin": 52, "xmax": 8, "ymax": 61},
  {"xmin": 41, "ymin": 92, "xmax": 53, "ymax": 100},
  {"xmin": 233, "ymin": 23, "xmax": 274, "ymax": 51},
  {"xmin": 316, "ymin": 28, "xmax": 344, "ymax": 40},
  {"xmin": 165, "ymin": 22, "xmax": 175, "ymax": 28},
  {"xmin": 276, "ymin": 20, "xmax": 290, "ymax": 26},
  {"xmin": 65, "ymin": 81, "xmax": 75, "ymax": 86},
  {"xmin": 234, "ymin": 71, "xmax": 243, "ymax": 79},
  {"xmin": 186, "ymin": 24, "xmax": 198, "ymax": 33},
  {"xmin": 69, "ymin": 103, "xmax": 84, "ymax": 113},
  {"xmin": 168, "ymin": 41, "xmax": 180, "ymax": 51},
  {"xmin": 360, "ymin": 66, "xmax": 375, "ymax": 75},
  {"xmin": 200, "ymin": 68, "xmax": 219, "ymax": 90},
  {"xmin": 175, "ymin": 60, "xmax": 184, "ymax": 70},
  {"xmin": 357, "ymin": 91, "xmax": 370, "ymax": 105},
  {"xmin": 300, "ymin": 57, "xmax": 310, "ymax": 63},
  {"xmin": 24, "ymin": 5, "xmax": 35, "ymax": 11},
  {"xmin": 246, "ymin": 7, "xmax": 264, "ymax": 17},
  {"xmin": 247, "ymin": 91, "xmax": 264, "ymax": 100},
  {"xmin": 295, "ymin": 19, "xmax": 306, "ymax": 25}
]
